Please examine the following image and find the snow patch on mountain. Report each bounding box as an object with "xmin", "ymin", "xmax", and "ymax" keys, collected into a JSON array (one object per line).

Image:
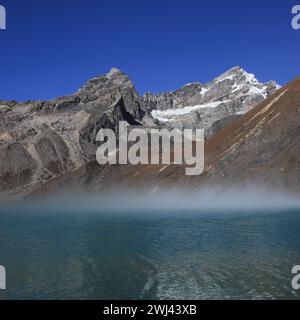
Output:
[{"xmin": 152, "ymin": 101, "xmax": 229, "ymax": 122}]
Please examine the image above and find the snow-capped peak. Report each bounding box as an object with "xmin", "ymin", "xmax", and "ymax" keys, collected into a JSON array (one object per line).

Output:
[
  {"xmin": 146, "ymin": 66, "xmax": 280, "ymax": 131},
  {"xmin": 213, "ymin": 66, "xmax": 243, "ymax": 83}
]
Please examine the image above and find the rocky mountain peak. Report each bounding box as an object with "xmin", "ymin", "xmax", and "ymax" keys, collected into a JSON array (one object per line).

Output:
[
  {"xmin": 207, "ymin": 66, "xmax": 279, "ymax": 100},
  {"xmin": 144, "ymin": 67, "xmax": 280, "ymax": 136},
  {"xmin": 107, "ymin": 67, "xmax": 123, "ymax": 76},
  {"xmin": 77, "ymin": 67, "xmax": 134, "ymax": 97},
  {"xmin": 213, "ymin": 65, "xmax": 243, "ymax": 81}
]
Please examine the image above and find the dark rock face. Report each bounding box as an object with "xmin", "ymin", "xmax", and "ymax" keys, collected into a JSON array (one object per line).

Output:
[
  {"xmin": 0, "ymin": 143, "xmax": 37, "ymax": 191},
  {"xmin": 34, "ymin": 127, "xmax": 70, "ymax": 175},
  {"xmin": 77, "ymin": 96, "xmax": 140, "ymax": 161},
  {"xmin": 206, "ymin": 115, "xmax": 242, "ymax": 138}
]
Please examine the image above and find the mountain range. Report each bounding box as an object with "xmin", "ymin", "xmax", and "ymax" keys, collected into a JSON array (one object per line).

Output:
[
  {"xmin": 143, "ymin": 66, "xmax": 279, "ymax": 137},
  {"xmin": 1, "ymin": 66, "xmax": 296, "ymax": 200}
]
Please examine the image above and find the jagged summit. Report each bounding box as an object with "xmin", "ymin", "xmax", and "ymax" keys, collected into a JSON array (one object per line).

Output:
[
  {"xmin": 0, "ymin": 67, "xmax": 145, "ymax": 200},
  {"xmin": 213, "ymin": 66, "xmax": 243, "ymax": 81},
  {"xmin": 108, "ymin": 67, "xmax": 123, "ymax": 75},
  {"xmin": 78, "ymin": 67, "xmax": 133, "ymax": 96},
  {"xmin": 213, "ymin": 66, "xmax": 280, "ymax": 92},
  {"xmin": 143, "ymin": 66, "xmax": 280, "ymax": 135}
]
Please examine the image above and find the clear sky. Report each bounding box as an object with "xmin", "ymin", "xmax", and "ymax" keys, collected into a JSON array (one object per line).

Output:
[{"xmin": 0, "ymin": 0, "xmax": 299, "ymax": 101}]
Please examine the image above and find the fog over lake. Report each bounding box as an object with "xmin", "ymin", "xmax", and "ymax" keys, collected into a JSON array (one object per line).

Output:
[{"xmin": 0, "ymin": 187, "xmax": 300, "ymax": 300}]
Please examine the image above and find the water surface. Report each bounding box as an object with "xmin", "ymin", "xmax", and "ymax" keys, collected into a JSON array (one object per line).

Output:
[{"xmin": 0, "ymin": 207, "xmax": 300, "ymax": 299}]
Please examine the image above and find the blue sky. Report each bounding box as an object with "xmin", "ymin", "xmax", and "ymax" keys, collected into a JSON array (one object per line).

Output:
[{"xmin": 0, "ymin": 0, "xmax": 299, "ymax": 101}]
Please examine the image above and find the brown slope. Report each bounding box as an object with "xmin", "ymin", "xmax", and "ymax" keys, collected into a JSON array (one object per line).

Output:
[{"xmin": 201, "ymin": 76, "xmax": 300, "ymax": 190}]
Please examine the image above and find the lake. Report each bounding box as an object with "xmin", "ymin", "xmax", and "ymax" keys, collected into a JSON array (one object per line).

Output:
[{"xmin": 0, "ymin": 205, "xmax": 300, "ymax": 300}]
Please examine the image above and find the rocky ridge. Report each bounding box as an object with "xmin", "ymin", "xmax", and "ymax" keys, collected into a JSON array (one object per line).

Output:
[
  {"xmin": 0, "ymin": 68, "xmax": 144, "ymax": 199},
  {"xmin": 0, "ymin": 67, "xmax": 280, "ymax": 200},
  {"xmin": 143, "ymin": 66, "xmax": 279, "ymax": 136},
  {"xmin": 69, "ymin": 76, "xmax": 300, "ymax": 195}
]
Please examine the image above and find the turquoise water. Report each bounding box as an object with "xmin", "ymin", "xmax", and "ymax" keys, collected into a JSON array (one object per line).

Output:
[{"xmin": 0, "ymin": 207, "xmax": 300, "ymax": 300}]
